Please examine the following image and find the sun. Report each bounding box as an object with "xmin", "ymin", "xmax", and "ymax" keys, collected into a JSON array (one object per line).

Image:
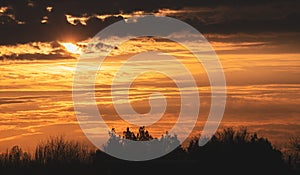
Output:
[{"xmin": 60, "ymin": 42, "xmax": 82, "ymax": 54}]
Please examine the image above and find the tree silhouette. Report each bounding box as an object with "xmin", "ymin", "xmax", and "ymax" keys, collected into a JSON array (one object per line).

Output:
[
  {"xmin": 103, "ymin": 126, "xmax": 180, "ymax": 160},
  {"xmin": 286, "ymin": 137, "xmax": 300, "ymax": 172},
  {"xmin": 123, "ymin": 127, "xmax": 137, "ymax": 140},
  {"xmin": 0, "ymin": 127, "xmax": 298, "ymax": 175},
  {"xmin": 187, "ymin": 128, "xmax": 292, "ymax": 174}
]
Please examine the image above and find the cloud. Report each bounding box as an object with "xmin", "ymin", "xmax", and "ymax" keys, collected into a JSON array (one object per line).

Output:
[
  {"xmin": 64, "ymin": 8, "xmax": 204, "ymax": 26},
  {"xmin": 0, "ymin": 5, "xmax": 25, "ymax": 24},
  {"xmin": 0, "ymin": 41, "xmax": 87, "ymax": 60},
  {"xmin": 65, "ymin": 14, "xmax": 90, "ymax": 26},
  {"xmin": 0, "ymin": 0, "xmax": 299, "ymax": 45}
]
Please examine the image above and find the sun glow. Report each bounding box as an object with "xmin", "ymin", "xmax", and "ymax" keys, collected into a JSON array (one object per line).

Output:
[{"xmin": 60, "ymin": 42, "xmax": 82, "ymax": 54}]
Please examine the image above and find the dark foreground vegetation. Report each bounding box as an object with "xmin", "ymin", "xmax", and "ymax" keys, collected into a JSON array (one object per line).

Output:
[{"xmin": 0, "ymin": 127, "xmax": 299, "ymax": 175}]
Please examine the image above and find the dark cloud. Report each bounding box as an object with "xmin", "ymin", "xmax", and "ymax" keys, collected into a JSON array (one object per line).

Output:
[
  {"xmin": 0, "ymin": 0, "xmax": 299, "ymax": 45},
  {"xmin": 0, "ymin": 96, "xmax": 51, "ymax": 105},
  {"xmin": 0, "ymin": 53, "xmax": 76, "ymax": 61},
  {"xmin": 0, "ymin": 99, "xmax": 31, "ymax": 105}
]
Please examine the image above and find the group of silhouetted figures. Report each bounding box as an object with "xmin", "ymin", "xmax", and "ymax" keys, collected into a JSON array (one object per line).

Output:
[{"xmin": 0, "ymin": 127, "xmax": 299, "ymax": 175}]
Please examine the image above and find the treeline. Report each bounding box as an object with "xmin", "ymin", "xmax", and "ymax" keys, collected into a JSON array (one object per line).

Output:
[{"xmin": 0, "ymin": 127, "xmax": 299, "ymax": 175}]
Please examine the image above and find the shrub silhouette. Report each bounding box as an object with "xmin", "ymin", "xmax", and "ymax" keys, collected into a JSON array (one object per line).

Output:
[
  {"xmin": 0, "ymin": 145, "xmax": 31, "ymax": 167},
  {"xmin": 35, "ymin": 136, "xmax": 90, "ymax": 165}
]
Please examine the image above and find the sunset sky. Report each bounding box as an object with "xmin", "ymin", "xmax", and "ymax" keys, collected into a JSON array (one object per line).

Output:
[{"xmin": 0, "ymin": 0, "xmax": 300, "ymax": 151}]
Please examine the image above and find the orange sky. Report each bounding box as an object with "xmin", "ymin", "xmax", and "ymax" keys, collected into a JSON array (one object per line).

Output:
[{"xmin": 0, "ymin": 36, "xmax": 300, "ymax": 152}]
